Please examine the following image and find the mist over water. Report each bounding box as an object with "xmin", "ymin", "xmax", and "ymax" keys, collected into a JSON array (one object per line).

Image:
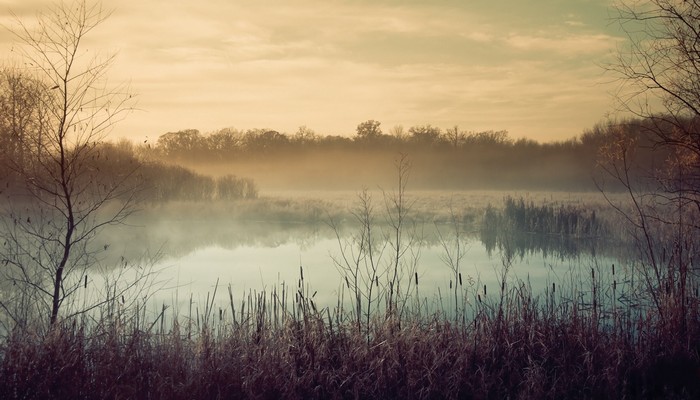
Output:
[{"xmin": 91, "ymin": 190, "xmax": 622, "ymax": 315}]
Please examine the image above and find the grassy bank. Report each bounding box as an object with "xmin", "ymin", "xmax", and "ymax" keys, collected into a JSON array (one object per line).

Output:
[{"xmin": 1, "ymin": 274, "xmax": 699, "ymax": 399}]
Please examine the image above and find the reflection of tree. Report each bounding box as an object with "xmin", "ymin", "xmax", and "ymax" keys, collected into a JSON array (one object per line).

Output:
[
  {"xmin": 478, "ymin": 197, "xmax": 617, "ymax": 260},
  {"xmin": 479, "ymin": 230, "xmax": 612, "ymax": 261},
  {"xmin": 97, "ymin": 217, "xmax": 334, "ymax": 265}
]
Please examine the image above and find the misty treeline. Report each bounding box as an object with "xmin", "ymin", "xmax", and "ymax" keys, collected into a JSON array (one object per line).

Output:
[
  {"xmin": 0, "ymin": 61, "xmax": 674, "ymax": 195},
  {"xmin": 146, "ymin": 118, "xmax": 673, "ymax": 191},
  {"xmin": 1, "ymin": 64, "xmax": 677, "ymax": 197},
  {"xmin": 0, "ymin": 70, "xmax": 257, "ymax": 203}
]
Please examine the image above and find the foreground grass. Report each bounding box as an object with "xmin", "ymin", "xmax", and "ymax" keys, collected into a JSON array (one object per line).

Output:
[{"xmin": 1, "ymin": 287, "xmax": 699, "ymax": 400}]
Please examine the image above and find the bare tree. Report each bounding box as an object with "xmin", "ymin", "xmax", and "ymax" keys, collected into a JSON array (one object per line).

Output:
[
  {"xmin": 444, "ymin": 125, "xmax": 465, "ymax": 148},
  {"xmin": 329, "ymin": 188, "xmax": 387, "ymax": 338},
  {"xmin": 383, "ymin": 153, "xmax": 421, "ymax": 320},
  {"xmin": 602, "ymin": 0, "xmax": 700, "ymax": 335},
  {"xmin": 610, "ymin": 0, "xmax": 700, "ymax": 200},
  {"xmin": 0, "ymin": 0, "xmax": 137, "ymax": 327},
  {"xmin": 0, "ymin": 68, "xmax": 49, "ymax": 170}
]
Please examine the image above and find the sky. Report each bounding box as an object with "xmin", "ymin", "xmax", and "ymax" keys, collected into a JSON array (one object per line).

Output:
[{"xmin": 0, "ymin": 0, "xmax": 625, "ymax": 143}]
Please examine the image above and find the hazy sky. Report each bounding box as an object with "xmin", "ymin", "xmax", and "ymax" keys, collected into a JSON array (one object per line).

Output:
[{"xmin": 1, "ymin": 0, "xmax": 624, "ymax": 142}]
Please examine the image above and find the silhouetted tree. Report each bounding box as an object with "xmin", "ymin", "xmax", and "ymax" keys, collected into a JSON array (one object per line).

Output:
[
  {"xmin": 443, "ymin": 125, "xmax": 466, "ymax": 148},
  {"xmin": 355, "ymin": 120, "xmax": 383, "ymax": 141},
  {"xmin": 0, "ymin": 0, "xmax": 137, "ymax": 326},
  {"xmin": 408, "ymin": 124, "xmax": 442, "ymax": 146},
  {"xmin": 466, "ymin": 130, "xmax": 512, "ymax": 146},
  {"xmin": 389, "ymin": 124, "xmax": 407, "ymax": 141},
  {"xmin": 207, "ymin": 127, "xmax": 243, "ymax": 159},
  {"xmin": 610, "ymin": 0, "xmax": 700, "ymax": 199},
  {"xmin": 293, "ymin": 125, "xmax": 318, "ymax": 145},
  {"xmin": 156, "ymin": 129, "xmax": 205, "ymax": 159},
  {"xmin": 0, "ymin": 69, "xmax": 48, "ymax": 170},
  {"xmin": 243, "ymin": 129, "xmax": 289, "ymax": 154}
]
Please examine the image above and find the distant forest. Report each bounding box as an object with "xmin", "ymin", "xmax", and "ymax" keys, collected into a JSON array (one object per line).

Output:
[
  {"xmin": 140, "ymin": 119, "xmax": 669, "ymax": 192},
  {"xmin": 1, "ymin": 117, "xmax": 671, "ymax": 199}
]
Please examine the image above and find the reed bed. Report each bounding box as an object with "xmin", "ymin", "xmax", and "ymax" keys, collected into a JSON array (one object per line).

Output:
[{"xmin": 1, "ymin": 269, "xmax": 698, "ymax": 400}]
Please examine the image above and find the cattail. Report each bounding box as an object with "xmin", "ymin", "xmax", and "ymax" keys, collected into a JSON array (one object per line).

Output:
[
  {"xmin": 612, "ymin": 264, "xmax": 615, "ymax": 276},
  {"xmin": 415, "ymin": 272, "xmax": 418, "ymax": 286},
  {"xmin": 300, "ymin": 265, "xmax": 304, "ymax": 281},
  {"xmin": 459, "ymin": 273, "xmax": 463, "ymax": 286},
  {"xmin": 450, "ymin": 280, "xmax": 452, "ymax": 289},
  {"xmin": 345, "ymin": 276, "xmax": 350, "ymax": 288},
  {"xmin": 591, "ymin": 268, "xmax": 595, "ymax": 280},
  {"xmin": 484, "ymin": 284, "xmax": 487, "ymax": 296},
  {"xmin": 552, "ymin": 282, "xmax": 556, "ymax": 294},
  {"xmin": 478, "ymin": 294, "xmax": 482, "ymax": 303},
  {"xmin": 84, "ymin": 274, "xmax": 87, "ymax": 289}
]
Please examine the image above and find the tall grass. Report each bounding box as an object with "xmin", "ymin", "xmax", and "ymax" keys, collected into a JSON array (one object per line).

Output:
[
  {"xmin": 1, "ymin": 264, "xmax": 698, "ymax": 399},
  {"xmin": 481, "ymin": 195, "xmax": 615, "ymax": 259}
]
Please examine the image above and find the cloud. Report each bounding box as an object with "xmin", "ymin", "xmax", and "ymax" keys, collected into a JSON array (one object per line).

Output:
[
  {"xmin": 565, "ymin": 20, "xmax": 587, "ymax": 27},
  {"xmin": 505, "ymin": 32, "xmax": 620, "ymax": 55},
  {"xmin": 462, "ymin": 31, "xmax": 494, "ymax": 43},
  {"xmin": 0, "ymin": 0, "xmax": 622, "ymax": 142}
]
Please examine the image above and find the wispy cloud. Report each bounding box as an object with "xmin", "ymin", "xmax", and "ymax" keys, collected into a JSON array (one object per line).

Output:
[
  {"xmin": 505, "ymin": 32, "xmax": 620, "ymax": 55},
  {"xmin": 0, "ymin": 0, "xmax": 623, "ymax": 141}
]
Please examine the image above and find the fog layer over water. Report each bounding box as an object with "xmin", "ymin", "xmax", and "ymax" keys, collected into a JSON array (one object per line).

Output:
[{"xmin": 92, "ymin": 191, "xmax": 621, "ymax": 315}]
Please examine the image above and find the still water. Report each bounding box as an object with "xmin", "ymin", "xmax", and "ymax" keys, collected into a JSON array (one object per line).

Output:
[
  {"xmin": 141, "ymin": 225, "xmax": 607, "ymax": 316},
  {"xmin": 94, "ymin": 191, "xmax": 620, "ymax": 318}
]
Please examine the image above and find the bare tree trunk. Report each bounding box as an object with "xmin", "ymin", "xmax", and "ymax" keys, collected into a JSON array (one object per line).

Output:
[{"xmin": 1, "ymin": 0, "xmax": 137, "ymax": 327}]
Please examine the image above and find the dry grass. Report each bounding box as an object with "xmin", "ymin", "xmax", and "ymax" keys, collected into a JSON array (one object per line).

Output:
[{"xmin": 1, "ymin": 275, "xmax": 698, "ymax": 400}]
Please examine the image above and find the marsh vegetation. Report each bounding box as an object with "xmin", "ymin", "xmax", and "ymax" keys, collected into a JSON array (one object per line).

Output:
[{"xmin": 1, "ymin": 0, "xmax": 700, "ymax": 399}]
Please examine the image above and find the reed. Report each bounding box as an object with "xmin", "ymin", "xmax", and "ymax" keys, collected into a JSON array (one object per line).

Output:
[{"xmin": 1, "ymin": 259, "xmax": 698, "ymax": 400}]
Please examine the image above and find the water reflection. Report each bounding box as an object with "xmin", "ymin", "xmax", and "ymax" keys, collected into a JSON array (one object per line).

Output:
[
  {"xmin": 479, "ymin": 229, "xmax": 618, "ymax": 261},
  {"xmin": 85, "ymin": 210, "xmax": 625, "ymax": 315},
  {"xmin": 95, "ymin": 210, "xmax": 625, "ymax": 271}
]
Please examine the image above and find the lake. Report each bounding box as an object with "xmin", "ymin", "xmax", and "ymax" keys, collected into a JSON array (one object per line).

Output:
[{"xmin": 93, "ymin": 190, "xmax": 623, "ymax": 321}]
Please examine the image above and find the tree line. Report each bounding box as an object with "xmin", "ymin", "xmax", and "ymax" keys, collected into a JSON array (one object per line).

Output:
[
  {"xmin": 0, "ymin": 70, "xmax": 257, "ymax": 204},
  {"xmin": 142, "ymin": 118, "xmax": 672, "ymax": 191},
  {"xmin": 1, "ymin": 63, "xmax": 674, "ymax": 194},
  {"xmin": 153, "ymin": 123, "xmax": 540, "ymax": 161}
]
